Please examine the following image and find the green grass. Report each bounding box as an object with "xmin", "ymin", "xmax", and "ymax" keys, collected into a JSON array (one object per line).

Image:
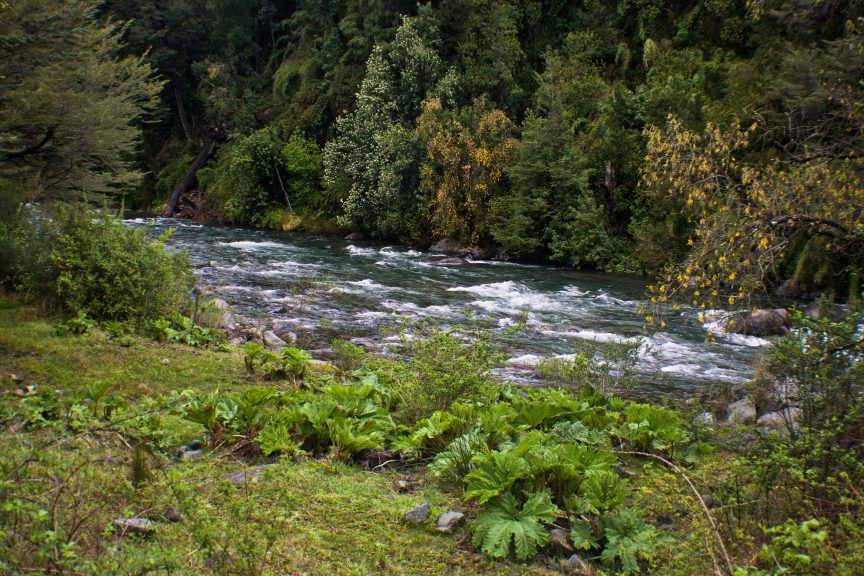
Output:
[{"xmin": 0, "ymin": 296, "xmax": 555, "ymax": 575}]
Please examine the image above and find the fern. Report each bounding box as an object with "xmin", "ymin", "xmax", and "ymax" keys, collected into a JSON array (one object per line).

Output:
[
  {"xmin": 471, "ymin": 491, "xmax": 560, "ymax": 560},
  {"xmin": 464, "ymin": 450, "xmax": 528, "ymax": 503}
]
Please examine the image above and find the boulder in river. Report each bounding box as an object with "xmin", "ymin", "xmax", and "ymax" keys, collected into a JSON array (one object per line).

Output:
[
  {"xmin": 263, "ymin": 330, "xmax": 286, "ymax": 348},
  {"xmin": 430, "ymin": 238, "xmax": 462, "ymax": 254},
  {"xmin": 731, "ymin": 308, "xmax": 789, "ymax": 337},
  {"xmin": 345, "ymin": 232, "xmax": 365, "ymax": 241},
  {"xmin": 425, "ymin": 256, "xmax": 466, "ymax": 267},
  {"xmin": 726, "ymin": 397, "xmax": 757, "ymax": 425}
]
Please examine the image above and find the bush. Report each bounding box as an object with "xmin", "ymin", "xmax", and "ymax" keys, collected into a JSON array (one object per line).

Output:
[
  {"xmin": 49, "ymin": 207, "xmax": 194, "ymax": 329},
  {"xmin": 386, "ymin": 325, "xmax": 504, "ymax": 424}
]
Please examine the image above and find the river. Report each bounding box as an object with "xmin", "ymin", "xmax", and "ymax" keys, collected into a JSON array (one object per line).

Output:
[{"xmin": 127, "ymin": 217, "xmax": 770, "ymax": 398}]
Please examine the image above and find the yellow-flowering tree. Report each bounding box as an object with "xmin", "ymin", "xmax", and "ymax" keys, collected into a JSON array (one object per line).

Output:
[
  {"xmin": 417, "ymin": 98, "xmax": 514, "ymax": 246},
  {"xmin": 642, "ymin": 115, "xmax": 864, "ymax": 324}
]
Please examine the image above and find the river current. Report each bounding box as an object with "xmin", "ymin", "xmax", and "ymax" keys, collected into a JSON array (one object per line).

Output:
[{"xmin": 128, "ymin": 217, "xmax": 769, "ymax": 398}]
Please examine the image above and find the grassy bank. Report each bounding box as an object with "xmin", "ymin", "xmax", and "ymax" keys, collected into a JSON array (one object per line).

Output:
[
  {"xmin": 2, "ymin": 294, "xmax": 863, "ymax": 576},
  {"xmin": 0, "ymin": 296, "xmax": 551, "ymax": 575}
]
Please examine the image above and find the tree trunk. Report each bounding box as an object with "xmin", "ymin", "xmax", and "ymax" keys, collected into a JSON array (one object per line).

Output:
[
  {"xmin": 163, "ymin": 135, "xmax": 213, "ymax": 217},
  {"xmin": 173, "ymin": 82, "xmax": 194, "ymax": 143}
]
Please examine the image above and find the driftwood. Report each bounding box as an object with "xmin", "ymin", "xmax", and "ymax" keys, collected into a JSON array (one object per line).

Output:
[{"xmin": 163, "ymin": 134, "xmax": 213, "ymax": 217}]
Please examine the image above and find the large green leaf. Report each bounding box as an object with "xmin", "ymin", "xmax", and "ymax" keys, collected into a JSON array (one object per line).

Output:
[
  {"xmin": 471, "ymin": 491, "xmax": 560, "ymax": 560},
  {"xmin": 472, "ymin": 491, "xmax": 559, "ymax": 560},
  {"xmin": 464, "ymin": 450, "xmax": 528, "ymax": 503}
]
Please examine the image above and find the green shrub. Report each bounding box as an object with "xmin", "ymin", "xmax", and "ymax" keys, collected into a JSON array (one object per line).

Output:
[
  {"xmin": 389, "ymin": 325, "xmax": 504, "ymax": 424},
  {"xmin": 331, "ymin": 338, "xmax": 365, "ymax": 372},
  {"xmin": 49, "ymin": 208, "xmax": 194, "ymax": 329}
]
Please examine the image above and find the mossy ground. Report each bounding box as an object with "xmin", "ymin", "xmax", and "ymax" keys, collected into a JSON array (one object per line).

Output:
[{"xmin": 0, "ymin": 295, "xmax": 555, "ymax": 575}]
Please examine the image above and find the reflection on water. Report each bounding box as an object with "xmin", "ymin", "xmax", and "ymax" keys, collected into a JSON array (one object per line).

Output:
[{"xmin": 127, "ymin": 217, "xmax": 767, "ymax": 397}]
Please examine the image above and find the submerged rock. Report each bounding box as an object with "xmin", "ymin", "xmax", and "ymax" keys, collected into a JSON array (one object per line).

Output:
[
  {"xmin": 435, "ymin": 511, "xmax": 465, "ymax": 532},
  {"xmin": 425, "ymin": 256, "xmax": 466, "ymax": 267},
  {"xmin": 731, "ymin": 309, "xmax": 789, "ymax": 337},
  {"xmin": 405, "ymin": 503, "xmax": 430, "ymax": 524}
]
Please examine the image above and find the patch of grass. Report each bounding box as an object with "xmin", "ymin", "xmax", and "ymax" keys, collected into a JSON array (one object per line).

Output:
[
  {"xmin": 0, "ymin": 295, "xmax": 553, "ymax": 575},
  {"xmin": 0, "ymin": 295, "xmax": 245, "ymax": 403}
]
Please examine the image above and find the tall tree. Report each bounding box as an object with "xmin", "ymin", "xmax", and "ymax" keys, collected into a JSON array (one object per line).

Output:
[{"xmin": 0, "ymin": 0, "xmax": 164, "ymax": 200}]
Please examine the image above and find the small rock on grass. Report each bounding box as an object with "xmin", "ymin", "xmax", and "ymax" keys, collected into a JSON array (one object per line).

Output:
[
  {"xmin": 178, "ymin": 448, "xmax": 204, "ymax": 461},
  {"xmin": 435, "ymin": 511, "xmax": 465, "ymax": 532},
  {"xmin": 113, "ymin": 517, "xmax": 155, "ymax": 536},
  {"xmin": 405, "ymin": 503, "xmax": 430, "ymax": 524},
  {"xmin": 549, "ymin": 527, "xmax": 575, "ymax": 552},
  {"xmin": 561, "ymin": 553, "xmax": 591, "ymax": 574},
  {"xmin": 222, "ymin": 464, "xmax": 277, "ymax": 487}
]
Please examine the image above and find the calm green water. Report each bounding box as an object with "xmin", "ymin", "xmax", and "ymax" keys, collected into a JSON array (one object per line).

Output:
[{"xmin": 128, "ymin": 217, "xmax": 769, "ymax": 397}]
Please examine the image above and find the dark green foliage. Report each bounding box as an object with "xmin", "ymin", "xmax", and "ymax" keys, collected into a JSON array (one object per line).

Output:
[
  {"xmin": 50, "ymin": 210, "xmax": 194, "ymax": 329},
  {"xmin": 153, "ymin": 315, "xmax": 222, "ymax": 347},
  {"xmin": 471, "ymin": 490, "xmax": 559, "ymax": 560}
]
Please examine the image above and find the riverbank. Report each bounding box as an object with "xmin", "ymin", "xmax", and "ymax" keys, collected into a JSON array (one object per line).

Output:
[
  {"xmin": 4, "ymin": 294, "xmax": 862, "ymax": 575},
  {"xmin": 0, "ymin": 296, "xmax": 553, "ymax": 574}
]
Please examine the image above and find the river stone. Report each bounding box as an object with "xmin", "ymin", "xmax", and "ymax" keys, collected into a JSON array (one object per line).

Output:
[
  {"xmin": 731, "ymin": 308, "xmax": 789, "ymax": 337},
  {"xmin": 425, "ymin": 256, "xmax": 466, "ymax": 266},
  {"xmin": 435, "ymin": 511, "xmax": 465, "ymax": 532},
  {"xmin": 430, "ymin": 238, "xmax": 462, "ymax": 254},
  {"xmin": 757, "ymin": 407, "xmax": 801, "ymax": 432},
  {"xmin": 263, "ymin": 330, "xmax": 286, "ymax": 348},
  {"xmin": 345, "ymin": 232, "xmax": 365, "ymax": 240},
  {"xmin": 549, "ymin": 527, "xmax": 575, "ymax": 552},
  {"xmin": 113, "ymin": 517, "xmax": 155, "ymax": 536},
  {"xmin": 727, "ymin": 398, "xmax": 757, "ymax": 425},
  {"xmin": 405, "ymin": 503, "xmax": 430, "ymax": 524}
]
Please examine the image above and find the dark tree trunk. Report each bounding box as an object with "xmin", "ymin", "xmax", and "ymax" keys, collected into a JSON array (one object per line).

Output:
[
  {"xmin": 163, "ymin": 134, "xmax": 213, "ymax": 217},
  {"xmin": 173, "ymin": 82, "xmax": 194, "ymax": 143}
]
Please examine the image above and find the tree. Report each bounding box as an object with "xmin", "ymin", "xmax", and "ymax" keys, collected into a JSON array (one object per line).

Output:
[
  {"xmin": 417, "ymin": 98, "xmax": 514, "ymax": 246},
  {"xmin": 642, "ymin": 20, "xmax": 864, "ymax": 319},
  {"xmin": 323, "ymin": 16, "xmax": 443, "ymax": 239},
  {"xmin": 0, "ymin": 0, "xmax": 164, "ymax": 200}
]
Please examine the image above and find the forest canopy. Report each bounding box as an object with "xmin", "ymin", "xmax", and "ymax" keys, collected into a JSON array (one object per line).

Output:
[{"xmin": 2, "ymin": 0, "xmax": 862, "ymax": 300}]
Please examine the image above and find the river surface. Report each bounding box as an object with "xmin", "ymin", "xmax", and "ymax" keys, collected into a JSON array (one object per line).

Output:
[{"xmin": 127, "ymin": 217, "xmax": 770, "ymax": 398}]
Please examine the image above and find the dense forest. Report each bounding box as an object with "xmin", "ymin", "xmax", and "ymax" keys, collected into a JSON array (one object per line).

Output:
[
  {"xmin": 6, "ymin": 0, "xmax": 861, "ymax": 300},
  {"xmin": 2, "ymin": 1, "xmax": 864, "ymax": 575}
]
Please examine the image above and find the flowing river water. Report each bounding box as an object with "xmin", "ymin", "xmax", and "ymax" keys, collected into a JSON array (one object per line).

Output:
[{"xmin": 128, "ymin": 217, "xmax": 770, "ymax": 398}]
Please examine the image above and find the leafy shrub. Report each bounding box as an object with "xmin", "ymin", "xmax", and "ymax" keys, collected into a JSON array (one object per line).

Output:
[
  {"xmin": 50, "ymin": 208, "xmax": 194, "ymax": 330},
  {"xmin": 153, "ymin": 315, "xmax": 222, "ymax": 348},
  {"xmin": 331, "ymin": 338, "xmax": 365, "ymax": 372},
  {"xmin": 536, "ymin": 338, "xmax": 644, "ymax": 396},
  {"xmin": 389, "ymin": 325, "xmax": 504, "ymax": 424}
]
